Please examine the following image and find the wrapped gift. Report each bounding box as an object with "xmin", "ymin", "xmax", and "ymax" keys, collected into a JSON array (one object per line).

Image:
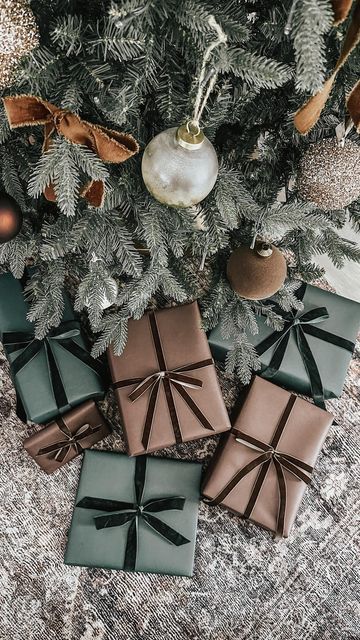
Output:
[
  {"xmin": 108, "ymin": 302, "xmax": 231, "ymax": 455},
  {"xmin": 23, "ymin": 400, "xmax": 111, "ymax": 474},
  {"xmin": 0, "ymin": 272, "xmax": 105, "ymax": 423},
  {"xmin": 208, "ymin": 282, "xmax": 360, "ymax": 407},
  {"xmin": 202, "ymin": 376, "xmax": 333, "ymax": 537},
  {"xmin": 65, "ymin": 451, "xmax": 202, "ymax": 576}
]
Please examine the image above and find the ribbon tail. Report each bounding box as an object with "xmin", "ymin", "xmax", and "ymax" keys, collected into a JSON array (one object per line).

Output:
[
  {"xmin": 261, "ymin": 330, "xmax": 291, "ymax": 379},
  {"xmin": 45, "ymin": 341, "xmax": 69, "ymax": 413},
  {"xmin": 80, "ymin": 180, "xmax": 105, "ymax": 208},
  {"xmin": 170, "ymin": 380, "xmax": 214, "ymax": 432},
  {"xmin": 142, "ymin": 513, "xmax": 190, "ymax": 546},
  {"xmin": 206, "ymin": 453, "xmax": 271, "ymax": 506},
  {"xmin": 273, "ymin": 458, "xmax": 287, "ymax": 539},
  {"xmin": 294, "ymin": 326, "xmax": 326, "ymax": 408},
  {"xmin": 162, "ymin": 377, "xmax": 183, "ymax": 444},
  {"xmin": 141, "ymin": 378, "xmax": 161, "ymax": 451},
  {"xmin": 123, "ymin": 518, "xmax": 138, "ymax": 571}
]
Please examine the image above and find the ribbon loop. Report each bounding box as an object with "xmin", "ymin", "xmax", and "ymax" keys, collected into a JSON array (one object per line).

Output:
[
  {"xmin": 113, "ymin": 312, "xmax": 214, "ymax": 451},
  {"xmin": 77, "ymin": 456, "xmax": 190, "ymax": 571},
  {"xmin": 3, "ymin": 94, "xmax": 139, "ymax": 207}
]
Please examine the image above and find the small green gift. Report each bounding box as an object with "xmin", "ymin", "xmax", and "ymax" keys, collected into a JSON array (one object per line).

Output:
[
  {"xmin": 64, "ymin": 451, "xmax": 202, "ymax": 576},
  {"xmin": 0, "ymin": 272, "xmax": 105, "ymax": 423},
  {"xmin": 208, "ymin": 282, "xmax": 360, "ymax": 407}
]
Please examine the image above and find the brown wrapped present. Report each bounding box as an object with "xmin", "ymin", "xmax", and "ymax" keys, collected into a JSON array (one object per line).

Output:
[
  {"xmin": 108, "ymin": 302, "xmax": 231, "ymax": 455},
  {"xmin": 202, "ymin": 376, "xmax": 333, "ymax": 537},
  {"xmin": 24, "ymin": 400, "xmax": 111, "ymax": 474}
]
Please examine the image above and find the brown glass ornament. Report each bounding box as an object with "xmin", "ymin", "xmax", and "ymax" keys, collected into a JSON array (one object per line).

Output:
[
  {"xmin": 0, "ymin": 192, "xmax": 23, "ymax": 243},
  {"xmin": 226, "ymin": 241, "xmax": 287, "ymax": 300}
]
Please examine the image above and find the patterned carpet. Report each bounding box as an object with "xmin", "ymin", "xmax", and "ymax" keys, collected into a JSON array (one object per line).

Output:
[{"xmin": 0, "ymin": 339, "xmax": 359, "ymax": 640}]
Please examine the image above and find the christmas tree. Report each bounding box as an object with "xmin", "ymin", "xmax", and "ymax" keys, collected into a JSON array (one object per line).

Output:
[{"xmin": 1, "ymin": 0, "xmax": 359, "ymax": 383}]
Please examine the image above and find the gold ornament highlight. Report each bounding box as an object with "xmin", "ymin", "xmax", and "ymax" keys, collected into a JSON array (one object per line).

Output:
[
  {"xmin": 297, "ymin": 138, "xmax": 360, "ymax": 210},
  {"xmin": 0, "ymin": 192, "xmax": 23, "ymax": 243},
  {"xmin": 0, "ymin": 0, "xmax": 39, "ymax": 89}
]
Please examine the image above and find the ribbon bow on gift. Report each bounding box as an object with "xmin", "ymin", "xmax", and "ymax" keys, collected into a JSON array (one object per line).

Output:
[
  {"xmin": 113, "ymin": 312, "xmax": 214, "ymax": 450},
  {"xmin": 36, "ymin": 416, "xmax": 102, "ymax": 463},
  {"xmin": 2, "ymin": 94, "xmax": 139, "ymax": 207},
  {"xmin": 256, "ymin": 283, "xmax": 355, "ymax": 409},
  {"xmin": 77, "ymin": 456, "xmax": 190, "ymax": 571},
  {"xmin": 206, "ymin": 395, "xmax": 313, "ymax": 538},
  {"xmin": 3, "ymin": 320, "xmax": 105, "ymax": 421}
]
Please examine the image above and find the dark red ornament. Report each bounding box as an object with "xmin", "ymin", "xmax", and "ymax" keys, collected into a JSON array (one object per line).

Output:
[{"xmin": 0, "ymin": 192, "xmax": 23, "ymax": 243}]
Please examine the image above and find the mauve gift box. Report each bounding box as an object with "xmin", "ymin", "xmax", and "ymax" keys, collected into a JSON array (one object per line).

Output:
[
  {"xmin": 107, "ymin": 302, "xmax": 231, "ymax": 456},
  {"xmin": 202, "ymin": 376, "xmax": 333, "ymax": 537},
  {"xmin": 64, "ymin": 451, "xmax": 202, "ymax": 576},
  {"xmin": 24, "ymin": 400, "xmax": 111, "ymax": 474}
]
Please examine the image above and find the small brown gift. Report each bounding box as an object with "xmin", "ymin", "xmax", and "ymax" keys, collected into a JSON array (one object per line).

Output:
[
  {"xmin": 108, "ymin": 302, "xmax": 231, "ymax": 456},
  {"xmin": 24, "ymin": 400, "xmax": 111, "ymax": 474},
  {"xmin": 202, "ymin": 376, "xmax": 333, "ymax": 537}
]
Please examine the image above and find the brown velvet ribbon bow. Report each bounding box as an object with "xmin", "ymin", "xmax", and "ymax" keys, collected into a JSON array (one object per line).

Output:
[
  {"xmin": 206, "ymin": 395, "xmax": 313, "ymax": 538},
  {"xmin": 36, "ymin": 416, "xmax": 101, "ymax": 463},
  {"xmin": 294, "ymin": 0, "xmax": 360, "ymax": 134},
  {"xmin": 2, "ymin": 94, "xmax": 139, "ymax": 207},
  {"xmin": 113, "ymin": 312, "xmax": 215, "ymax": 451}
]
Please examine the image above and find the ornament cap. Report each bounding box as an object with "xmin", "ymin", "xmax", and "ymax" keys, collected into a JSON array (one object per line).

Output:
[
  {"xmin": 176, "ymin": 122, "xmax": 205, "ymax": 150},
  {"xmin": 255, "ymin": 242, "xmax": 273, "ymax": 258}
]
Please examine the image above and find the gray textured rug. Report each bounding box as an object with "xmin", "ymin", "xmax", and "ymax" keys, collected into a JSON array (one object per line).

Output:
[{"xmin": 0, "ymin": 339, "xmax": 359, "ymax": 640}]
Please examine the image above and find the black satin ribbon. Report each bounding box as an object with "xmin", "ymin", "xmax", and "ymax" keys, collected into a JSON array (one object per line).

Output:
[
  {"xmin": 113, "ymin": 311, "xmax": 214, "ymax": 450},
  {"xmin": 256, "ymin": 283, "xmax": 355, "ymax": 409},
  {"xmin": 2, "ymin": 320, "xmax": 105, "ymax": 419},
  {"xmin": 206, "ymin": 395, "xmax": 314, "ymax": 538},
  {"xmin": 36, "ymin": 416, "xmax": 101, "ymax": 462},
  {"xmin": 76, "ymin": 455, "xmax": 190, "ymax": 571}
]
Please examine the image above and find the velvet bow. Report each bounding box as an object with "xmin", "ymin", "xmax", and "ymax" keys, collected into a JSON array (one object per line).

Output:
[
  {"xmin": 77, "ymin": 456, "xmax": 190, "ymax": 571},
  {"xmin": 3, "ymin": 94, "xmax": 139, "ymax": 206}
]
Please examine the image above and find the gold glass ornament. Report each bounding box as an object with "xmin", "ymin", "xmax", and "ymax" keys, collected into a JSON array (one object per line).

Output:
[
  {"xmin": 0, "ymin": 192, "xmax": 23, "ymax": 243},
  {"xmin": 297, "ymin": 138, "xmax": 360, "ymax": 210},
  {"xmin": 227, "ymin": 241, "xmax": 287, "ymax": 300},
  {"xmin": 141, "ymin": 122, "xmax": 219, "ymax": 208}
]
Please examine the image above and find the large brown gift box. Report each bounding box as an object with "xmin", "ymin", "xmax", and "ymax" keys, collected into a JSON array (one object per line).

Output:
[
  {"xmin": 108, "ymin": 302, "xmax": 231, "ymax": 456},
  {"xmin": 202, "ymin": 376, "xmax": 333, "ymax": 537},
  {"xmin": 24, "ymin": 400, "xmax": 111, "ymax": 474}
]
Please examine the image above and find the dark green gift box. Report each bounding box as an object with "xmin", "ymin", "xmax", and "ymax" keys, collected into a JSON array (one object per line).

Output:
[
  {"xmin": 0, "ymin": 272, "xmax": 105, "ymax": 424},
  {"xmin": 64, "ymin": 451, "xmax": 202, "ymax": 576},
  {"xmin": 208, "ymin": 282, "xmax": 360, "ymax": 406}
]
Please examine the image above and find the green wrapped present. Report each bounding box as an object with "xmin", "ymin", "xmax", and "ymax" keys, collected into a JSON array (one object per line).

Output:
[
  {"xmin": 0, "ymin": 272, "xmax": 105, "ymax": 423},
  {"xmin": 65, "ymin": 451, "xmax": 202, "ymax": 576},
  {"xmin": 208, "ymin": 282, "xmax": 359, "ymax": 408}
]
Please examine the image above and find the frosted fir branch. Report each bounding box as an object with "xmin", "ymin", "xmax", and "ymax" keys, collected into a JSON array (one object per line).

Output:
[
  {"xmin": 92, "ymin": 313, "xmax": 129, "ymax": 359},
  {"xmin": 291, "ymin": 0, "xmax": 333, "ymax": 94},
  {"xmin": 51, "ymin": 15, "xmax": 85, "ymax": 57},
  {"xmin": 225, "ymin": 333, "xmax": 261, "ymax": 383},
  {"xmin": 220, "ymin": 47, "xmax": 292, "ymax": 88},
  {"xmin": 25, "ymin": 262, "xmax": 66, "ymax": 338}
]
